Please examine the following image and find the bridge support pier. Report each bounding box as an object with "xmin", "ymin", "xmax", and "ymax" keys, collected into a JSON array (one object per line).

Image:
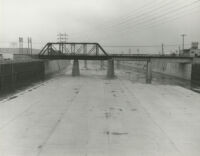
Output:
[
  {"xmin": 100, "ymin": 60, "xmax": 104, "ymax": 70},
  {"xmin": 116, "ymin": 60, "xmax": 120, "ymax": 69},
  {"xmin": 146, "ymin": 60, "xmax": 152, "ymax": 84},
  {"xmin": 72, "ymin": 60, "xmax": 80, "ymax": 76},
  {"xmin": 107, "ymin": 59, "xmax": 115, "ymax": 78},
  {"xmin": 84, "ymin": 60, "xmax": 88, "ymax": 69}
]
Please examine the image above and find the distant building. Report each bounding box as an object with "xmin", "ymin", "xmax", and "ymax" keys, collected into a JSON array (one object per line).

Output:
[
  {"xmin": 182, "ymin": 42, "xmax": 200, "ymax": 57},
  {"xmin": 2, "ymin": 53, "xmax": 14, "ymax": 60}
]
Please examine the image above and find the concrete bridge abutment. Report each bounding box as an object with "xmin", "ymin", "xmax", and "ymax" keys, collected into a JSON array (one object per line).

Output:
[
  {"xmin": 72, "ymin": 60, "xmax": 80, "ymax": 76},
  {"xmin": 107, "ymin": 59, "xmax": 115, "ymax": 78},
  {"xmin": 146, "ymin": 60, "xmax": 152, "ymax": 84}
]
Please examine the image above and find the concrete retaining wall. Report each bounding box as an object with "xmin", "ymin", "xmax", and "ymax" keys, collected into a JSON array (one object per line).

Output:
[
  {"xmin": 0, "ymin": 61, "xmax": 44, "ymax": 92},
  {"xmin": 44, "ymin": 60, "xmax": 70, "ymax": 75},
  {"xmin": 191, "ymin": 58, "xmax": 200, "ymax": 85},
  {"xmin": 0, "ymin": 60, "xmax": 70, "ymax": 93},
  {"xmin": 119, "ymin": 61, "xmax": 192, "ymax": 80},
  {"xmin": 152, "ymin": 62, "xmax": 191, "ymax": 80}
]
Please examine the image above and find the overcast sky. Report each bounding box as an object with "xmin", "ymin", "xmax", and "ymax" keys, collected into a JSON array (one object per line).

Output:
[{"xmin": 0, "ymin": 0, "xmax": 200, "ymax": 48}]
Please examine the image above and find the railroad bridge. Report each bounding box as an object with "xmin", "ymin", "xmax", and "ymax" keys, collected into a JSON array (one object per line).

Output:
[{"xmin": 38, "ymin": 42, "xmax": 193, "ymax": 83}]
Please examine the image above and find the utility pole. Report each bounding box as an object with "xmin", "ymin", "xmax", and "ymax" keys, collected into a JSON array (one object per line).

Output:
[
  {"xmin": 30, "ymin": 37, "xmax": 32, "ymax": 55},
  {"xmin": 178, "ymin": 45, "xmax": 181, "ymax": 55},
  {"xmin": 161, "ymin": 43, "xmax": 164, "ymax": 55},
  {"xmin": 27, "ymin": 38, "xmax": 29, "ymax": 54},
  {"xmin": 57, "ymin": 33, "xmax": 68, "ymax": 53},
  {"xmin": 181, "ymin": 34, "xmax": 186, "ymax": 50},
  {"xmin": 128, "ymin": 48, "xmax": 131, "ymax": 54},
  {"xmin": 137, "ymin": 49, "xmax": 140, "ymax": 54},
  {"xmin": 27, "ymin": 37, "xmax": 32, "ymax": 55},
  {"xmin": 19, "ymin": 37, "xmax": 23, "ymax": 54},
  {"xmin": 57, "ymin": 33, "xmax": 68, "ymax": 42}
]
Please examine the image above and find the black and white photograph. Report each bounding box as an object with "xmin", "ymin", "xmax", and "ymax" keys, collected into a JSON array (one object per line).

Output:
[{"xmin": 0, "ymin": 0, "xmax": 200, "ymax": 155}]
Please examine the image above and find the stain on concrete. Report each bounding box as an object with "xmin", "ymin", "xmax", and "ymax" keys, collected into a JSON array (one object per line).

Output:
[
  {"xmin": 109, "ymin": 107, "xmax": 115, "ymax": 110},
  {"xmin": 38, "ymin": 145, "xmax": 43, "ymax": 149},
  {"xmin": 104, "ymin": 112, "xmax": 111, "ymax": 119},
  {"xmin": 111, "ymin": 132, "xmax": 128, "ymax": 135},
  {"xmin": 105, "ymin": 131, "xmax": 110, "ymax": 135},
  {"xmin": 104, "ymin": 131, "xmax": 128, "ymax": 136},
  {"xmin": 118, "ymin": 108, "xmax": 123, "ymax": 111},
  {"xmin": 131, "ymin": 108, "xmax": 137, "ymax": 111},
  {"xmin": 8, "ymin": 96, "xmax": 18, "ymax": 101},
  {"xmin": 75, "ymin": 91, "xmax": 79, "ymax": 94}
]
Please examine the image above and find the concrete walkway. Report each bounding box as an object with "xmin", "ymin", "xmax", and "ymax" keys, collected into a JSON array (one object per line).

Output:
[{"xmin": 0, "ymin": 64, "xmax": 200, "ymax": 156}]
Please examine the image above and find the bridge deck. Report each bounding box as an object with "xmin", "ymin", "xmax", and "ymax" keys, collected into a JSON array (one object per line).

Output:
[
  {"xmin": 38, "ymin": 54, "xmax": 193, "ymax": 63},
  {"xmin": 0, "ymin": 64, "xmax": 199, "ymax": 156}
]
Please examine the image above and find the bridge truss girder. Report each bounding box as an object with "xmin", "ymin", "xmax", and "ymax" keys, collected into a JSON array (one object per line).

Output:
[{"xmin": 39, "ymin": 42, "xmax": 109, "ymax": 59}]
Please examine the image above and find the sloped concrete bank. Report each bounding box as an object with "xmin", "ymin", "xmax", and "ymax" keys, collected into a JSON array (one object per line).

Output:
[
  {"xmin": 119, "ymin": 61, "xmax": 191, "ymax": 80},
  {"xmin": 44, "ymin": 60, "xmax": 70, "ymax": 76},
  {"xmin": 0, "ymin": 60, "xmax": 70, "ymax": 94}
]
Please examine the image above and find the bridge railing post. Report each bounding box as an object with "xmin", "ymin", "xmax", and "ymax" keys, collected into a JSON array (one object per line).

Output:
[{"xmin": 116, "ymin": 60, "xmax": 120, "ymax": 69}]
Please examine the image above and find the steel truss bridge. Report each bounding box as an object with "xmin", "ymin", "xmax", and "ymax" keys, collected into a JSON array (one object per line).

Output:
[{"xmin": 38, "ymin": 42, "xmax": 193, "ymax": 63}]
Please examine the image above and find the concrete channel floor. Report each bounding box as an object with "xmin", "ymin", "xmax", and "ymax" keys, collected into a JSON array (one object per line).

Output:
[{"xmin": 0, "ymin": 63, "xmax": 200, "ymax": 156}]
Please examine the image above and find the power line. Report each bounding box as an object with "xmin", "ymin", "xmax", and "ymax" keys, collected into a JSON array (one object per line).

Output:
[
  {"xmin": 140, "ymin": 5, "xmax": 200, "ymax": 30},
  {"xmin": 104, "ymin": 0, "xmax": 182, "ymax": 31},
  {"xmin": 72, "ymin": 0, "xmax": 180, "ymax": 41},
  {"xmin": 100, "ymin": 0, "xmax": 176, "ymax": 29},
  {"xmin": 119, "ymin": 3, "xmax": 200, "ymax": 33},
  {"xmin": 102, "ymin": 43, "xmax": 191, "ymax": 48},
  {"xmin": 105, "ymin": 0, "xmax": 200, "ymax": 35},
  {"xmin": 98, "ymin": 1, "xmax": 200, "ymax": 42}
]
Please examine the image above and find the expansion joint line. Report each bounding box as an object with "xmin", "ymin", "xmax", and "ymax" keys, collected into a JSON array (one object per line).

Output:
[
  {"xmin": 118, "ymin": 78, "xmax": 182, "ymax": 154},
  {"xmin": 36, "ymin": 84, "xmax": 83, "ymax": 156}
]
